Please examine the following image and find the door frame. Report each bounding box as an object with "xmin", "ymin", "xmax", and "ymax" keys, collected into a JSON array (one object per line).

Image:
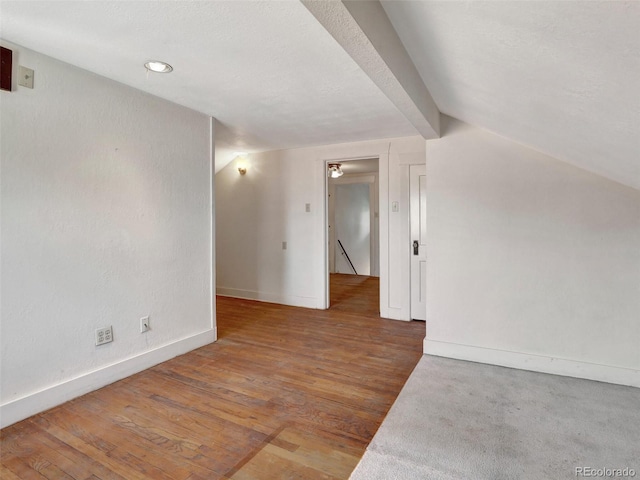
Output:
[
  {"xmin": 322, "ymin": 156, "xmax": 380, "ymax": 309},
  {"xmin": 330, "ymin": 174, "xmax": 377, "ymax": 276}
]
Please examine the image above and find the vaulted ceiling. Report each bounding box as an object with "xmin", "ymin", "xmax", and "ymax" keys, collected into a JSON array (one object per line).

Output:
[
  {"xmin": 382, "ymin": 1, "xmax": 640, "ymax": 189},
  {"xmin": 1, "ymin": 1, "xmax": 638, "ymax": 188}
]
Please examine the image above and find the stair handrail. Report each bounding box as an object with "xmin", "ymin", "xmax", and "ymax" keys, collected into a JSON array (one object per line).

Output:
[{"xmin": 337, "ymin": 239, "xmax": 358, "ymax": 275}]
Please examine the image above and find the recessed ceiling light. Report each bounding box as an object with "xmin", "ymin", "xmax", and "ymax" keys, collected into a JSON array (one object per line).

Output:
[{"xmin": 144, "ymin": 61, "xmax": 173, "ymax": 73}]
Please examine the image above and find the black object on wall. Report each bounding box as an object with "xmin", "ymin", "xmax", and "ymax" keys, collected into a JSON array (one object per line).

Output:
[{"xmin": 1, "ymin": 46, "xmax": 12, "ymax": 92}]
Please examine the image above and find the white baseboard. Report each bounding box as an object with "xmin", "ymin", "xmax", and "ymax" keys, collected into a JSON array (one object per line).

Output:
[
  {"xmin": 1, "ymin": 328, "xmax": 217, "ymax": 428},
  {"xmin": 216, "ymin": 287, "xmax": 321, "ymax": 309},
  {"xmin": 424, "ymin": 339, "xmax": 639, "ymax": 388},
  {"xmin": 380, "ymin": 305, "xmax": 410, "ymax": 321}
]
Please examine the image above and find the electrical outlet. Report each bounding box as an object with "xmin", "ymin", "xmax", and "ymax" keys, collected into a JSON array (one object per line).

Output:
[
  {"xmin": 282, "ymin": 241, "xmax": 287, "ymax": 250},
  {"xmin": 95, "ymin": 326, "xmax": 113, "ymax": 346},
  {"xmin": 140, "ymin": 316, "xmax": 150, "ymax": 333}
]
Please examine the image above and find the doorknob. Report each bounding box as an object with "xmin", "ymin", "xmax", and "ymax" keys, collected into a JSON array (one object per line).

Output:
[{"xmin": 413, "ymin": 240, "xmax": 419, "ymax": 255}]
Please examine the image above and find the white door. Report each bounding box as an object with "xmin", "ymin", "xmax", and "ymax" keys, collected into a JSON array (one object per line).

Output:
[{"xmin": 410, "ymin": 164, "xmax": 427, "ymax": 320}]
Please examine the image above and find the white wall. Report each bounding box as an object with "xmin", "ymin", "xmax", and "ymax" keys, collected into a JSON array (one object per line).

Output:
[
  {"xmin": 0, "ymin": 43, "xmax": 216, "ymax": 427},
  {"xmin": 329, "ymin": 172, "xmax": 379, "ymax": 277},
  {"xmin": 334, "ymin": 183, "xmax": 371, "ymax": 275},
  {"xmin": 425, "ymin": 117, "xmax": 640, "ymax": 387},
  {"xmin": 215, "ymin": 136, "xmax": 424, "ymax": 318}
]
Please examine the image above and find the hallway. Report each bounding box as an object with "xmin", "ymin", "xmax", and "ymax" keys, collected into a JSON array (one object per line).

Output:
[{"xmin": 329, "ymin": 273, "xmax": 379, "ymax": 316}]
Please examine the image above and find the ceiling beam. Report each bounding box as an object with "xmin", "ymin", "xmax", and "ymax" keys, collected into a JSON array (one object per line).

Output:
[{"xmin": 302, "ymin": 0, "xmax": 440, "ymax": 139}]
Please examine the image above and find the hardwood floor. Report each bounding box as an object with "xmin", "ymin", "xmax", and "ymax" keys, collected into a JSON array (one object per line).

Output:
[
  {"xmin": 329, "ymin": 274, "xmax": 379, "ymax": 316},
  {"xmin": 1, "ymin": 290, "xmax": 424, "ymax": 479}
]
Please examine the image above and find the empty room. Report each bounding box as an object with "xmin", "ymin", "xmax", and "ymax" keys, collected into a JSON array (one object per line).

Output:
[{"xmin": 1, "ymin": 1, "xmax": 639, "ymax": 479}]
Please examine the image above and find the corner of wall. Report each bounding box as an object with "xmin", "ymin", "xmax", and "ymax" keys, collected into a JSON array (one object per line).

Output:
[{"xmin": 0, "ymin": 329, "xmax": 216, "ymax": 428}]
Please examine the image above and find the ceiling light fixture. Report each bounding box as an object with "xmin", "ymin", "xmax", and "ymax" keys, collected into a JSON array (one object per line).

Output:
[
  {"xmin": 144, "ymin": 60, "xmax": 173, "ymax": 73},
  {"xmin": 327, "ymin": 163, "xmax": 344, "ymax": 178}
]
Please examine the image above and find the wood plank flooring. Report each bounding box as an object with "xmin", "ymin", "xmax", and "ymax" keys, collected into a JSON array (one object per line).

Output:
[
  {"xmin": 1, "ymin": 281, "xmax": 424, "ymax": 479},
  {"xmin": 329, "ymin": 274, "xmax": 379, "ymax": 316}
]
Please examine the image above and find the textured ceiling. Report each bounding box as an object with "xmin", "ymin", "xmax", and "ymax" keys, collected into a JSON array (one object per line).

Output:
[
  {"xmin": 2, "ymin": 1, "xmax": 638, "ymax": 187},
  {"xmin": 382, "ymin": 1, "xmax": 640, "ymax": 190},
  {"xmin": 0, "ymin": 1, "xmax": 416, "ymax": 171}
]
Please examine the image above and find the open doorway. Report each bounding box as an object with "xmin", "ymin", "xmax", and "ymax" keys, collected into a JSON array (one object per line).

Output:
[{"xmin": 326, "ymin": 158, "xmax": 379, "ymax": 315}]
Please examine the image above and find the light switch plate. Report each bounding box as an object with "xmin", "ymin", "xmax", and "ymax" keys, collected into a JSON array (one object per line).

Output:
[{"xmin": 18, "ymin": 66, "xmax": 34, "ymax": 88}]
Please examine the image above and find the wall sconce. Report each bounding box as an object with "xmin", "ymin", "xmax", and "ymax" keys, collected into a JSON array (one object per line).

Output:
[
  {"xmin": 327, "ymin": 163, "xmax": 344, "ymax": 178},
  {"xmin": 234, "ymin": 152, "xmax": 248, "ymax": 175}
]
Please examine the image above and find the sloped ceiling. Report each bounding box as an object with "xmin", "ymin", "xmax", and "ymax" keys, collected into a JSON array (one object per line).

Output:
[
  {"xmin": 1, "ymin": 1, "xmax": 638, "ymax": 188},
  {"xmin": 382, "ymin": 1, "xmax": 640, "ymax": 190},
  {"xmin": 0, "ymin": 1, "xmax": 416, "ymax": 170}
]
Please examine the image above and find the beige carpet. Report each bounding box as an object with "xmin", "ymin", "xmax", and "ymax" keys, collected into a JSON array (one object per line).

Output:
[{"xmin": 351, "ymin": 355, "xmax": 640, "ymax": 480}]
